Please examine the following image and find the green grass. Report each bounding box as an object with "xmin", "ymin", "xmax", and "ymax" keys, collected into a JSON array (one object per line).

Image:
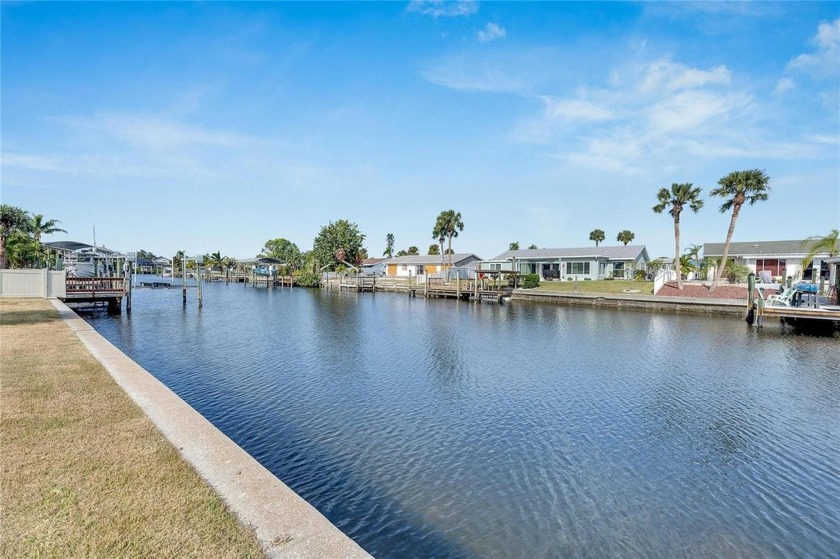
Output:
[
  {"xmin": 1, "ymin": 298, "xmax": 264, "ymax": 559},
  {"xmin": 533, "ymin": 279, "xmax": 654, "ymax": 294}
]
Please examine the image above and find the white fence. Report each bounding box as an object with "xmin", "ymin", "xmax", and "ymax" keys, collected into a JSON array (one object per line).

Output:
[
  {"xmin": 0, "ymin": 269, "xmax": 66, "ymax": 298},
  {"xmin": 653, "ymin": 269, "xmax": 677, "ymax": 295}
]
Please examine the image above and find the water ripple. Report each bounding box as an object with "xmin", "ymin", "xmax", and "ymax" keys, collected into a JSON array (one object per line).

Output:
[{"xmin": 81, "ymin": 281, "xmax": 840, "ymax": 558}]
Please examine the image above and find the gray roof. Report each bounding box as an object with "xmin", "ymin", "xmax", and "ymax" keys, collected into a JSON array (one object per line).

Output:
[
  {"xmin": 703, "ymin": 240, "xmax": 831, "ymax": 257},
  {"xmin": 387, "ymin": 253, "xmax": 482, "ymax": 265},
  {"xmin": 491, "ymin": 245, "xmax": 647, "ymax": 261}
]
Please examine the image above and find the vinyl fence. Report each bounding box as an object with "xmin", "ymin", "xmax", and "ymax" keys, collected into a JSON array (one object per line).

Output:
[{"xmin": 0, "ymin": 269, "xmax": 66, "ymax": 298}]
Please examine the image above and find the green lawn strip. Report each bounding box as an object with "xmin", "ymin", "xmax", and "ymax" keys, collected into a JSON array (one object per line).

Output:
[
  {"xmin": 1, "ymin": 298, "xmax": 264, "ymax": 559},
  {"xmin": 533, "ymin": 280, "xmax": 654, "ymax": 294}
]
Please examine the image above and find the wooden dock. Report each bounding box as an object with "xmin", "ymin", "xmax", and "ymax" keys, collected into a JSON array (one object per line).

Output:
[
  {"xmin": 761, "ymin": 305, "xmax": 840, "ymax": 322},
  {"xmin": 335, "ymin": 275, "xmax": 508, "ymax": 303},
  {"xmin": 62, "ymin": 277, "xmax": 126, "ymax": 311}
]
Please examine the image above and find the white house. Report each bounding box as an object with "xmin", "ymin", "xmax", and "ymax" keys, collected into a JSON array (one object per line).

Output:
[
  {"xmin": 703, "ymin": 239, "xmax": 834, "ymax": 281},
  {"xmin": 480, "ymin": 245, "xmax": 650, "ymax": 280},
  {"xmin": 385, "ymin": 253, "xmax": 483, "ymax": 279}
]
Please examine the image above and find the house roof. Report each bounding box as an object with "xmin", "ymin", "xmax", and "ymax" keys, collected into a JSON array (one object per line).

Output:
[
  {"xmin": 490, "ymin": 245, "xmax": 648, "ymax": 261},
  {"xmin": 361, "ymin": 258, "xmax": 388, "ymax": 266},
  {"xmin": 387, "ymin": 253, "xmax": 482, "ymax": 265},
  {"xmin": 703, "ymin": 240, "xmax": 831, "ymax": 258}
]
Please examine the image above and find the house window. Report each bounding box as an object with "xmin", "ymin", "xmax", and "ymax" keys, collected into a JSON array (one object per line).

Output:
[
  {"xmin": 614, "ymin": 261, "xmax": 625, "ymax": 271},
  {"xmin": 566, "ymin": 262, "xmax": 590, "ymax": 275},
  {"xmin": 402, "ymin": 265, "xmax": 408, "ymax": 271}
]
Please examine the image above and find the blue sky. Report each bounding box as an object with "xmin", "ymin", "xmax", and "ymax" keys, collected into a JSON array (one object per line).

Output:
[{"xmin": 2, "ymin": 1, "xmax": 838, "ymax": 261}]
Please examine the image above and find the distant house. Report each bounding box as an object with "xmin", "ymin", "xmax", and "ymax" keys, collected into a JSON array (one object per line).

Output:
[
  {"xmin": 385, "ymin": 253, "xmax": 483, "ymax": 278},
  {"xmin": 360, "ymin": 257, "xmax": 389, "ymax": 276},
  {"xmin": 703, "ymin": 239, "xmax": 833, "ymax": 281},
  {"xmin": 481, "ymin": 245, "xmax": 650, "ymax": 280},
  {"xmin": 137, "ymin": 256, "xmax": 171, "ymax": 274}
]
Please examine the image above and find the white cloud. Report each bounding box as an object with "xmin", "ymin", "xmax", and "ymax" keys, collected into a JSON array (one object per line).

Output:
[
  {"xmin": 407, "ymin": 0, "xmax": 478, "ymax": 18},
  {"xmin": 774, "ymin": 78, "xmax": 796, "ymax": 94},
  {"xmin": 478, "ymin": 23, "xmax": 506, "ymax": 43},
  {"xmin": 636, "ymin": 60, "xmax": 731, "ymax": 94},
  {"xmin": 787, "ymin": 18, "xmax": 840, "ymax": 76},
  {"xmin": 646, "ymin": 90, "xmax": 751, "ymax": 133},
  {"xmin": 542, "ymin": 96, "xmax": 614, "ymax": 121}
]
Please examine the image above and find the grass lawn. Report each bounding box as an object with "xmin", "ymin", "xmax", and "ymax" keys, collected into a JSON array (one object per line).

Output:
[
  {"xmin": 1, "ymin": 299, "xmax": 264, "ymax": 558},
  {"xmin": 533, "ymin": 279, "xmax": 655, "ymax": 294}
]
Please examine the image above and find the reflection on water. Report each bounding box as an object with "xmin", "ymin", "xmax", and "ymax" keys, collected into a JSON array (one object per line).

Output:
[{"xmin": 82, "ymin": 281, "xmax": 840, "ymax": 558}]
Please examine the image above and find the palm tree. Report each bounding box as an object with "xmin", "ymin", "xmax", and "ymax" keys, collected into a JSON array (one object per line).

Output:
[
  {"xmin": 684, "ymin": 243, "xmax": 704, "ymax": 280},
  {"xmin": 589, "ymin": 229, "xmax": 605, "ymax": 247},
  {"xmin": 709, "ymin": 169, "xmax": 771, "ymax": 291},
  {"xmin": 432, "ymin": 210, "xmax": 464, "ymax": 269},
  {"xmin": 802, "ymin": 229, "xmax": 839, "ymax": 281},
  {"xmin": 616, "ymin": 230, "xmax": 635, "ymax": 246},
  {"xmin": 1, "ymin": 205, "xmax": 32, "ymax": 269},
  {"xmin": 653, "ymin": 183, "xmax": 704, "ymax": 290},
  {"xmin": 428, "ymin": 244, "xmax": 440, "ymax": 255},
  {"xmin": 383, "ymin": 233, "xmax": 395, "ymax": 258},
  {"xmin": 29, "ymin": 214, "xmax": 67, "ymax": 244},
  {"xmin": 407, "ymin": 246, "xmax": 419, "ymax": 255},
  {"xmin": 509, "ymin": 242, "xmax": 520, "ymax": 250},
  {"xmin": 27, "ymin": 214, "xmax": 67, "ymax": 268},
  {"xmin": 528, "ymin": 244, "xmax": 538, "ymax": 249}
]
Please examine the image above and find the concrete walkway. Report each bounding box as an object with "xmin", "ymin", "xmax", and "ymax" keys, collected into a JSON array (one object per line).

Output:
[{"xmin": 50, "ymin": 299, "xmax": 372, "ymax": 559}]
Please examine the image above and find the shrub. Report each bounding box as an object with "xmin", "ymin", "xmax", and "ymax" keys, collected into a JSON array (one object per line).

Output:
[
  {"xmin": 295, "ymin": 271, "xmax": 321, "ymax": 287},
  {"xmin": 604, "ymin": 277, "xmax": 614, "ymax": 281},
  {"xmin": 634, "ymin": 269, "xmax": 647, "ymax": 281},
  {"xmin": 522, "ymin": 274, "xmax": 540, "ymax": 289}
]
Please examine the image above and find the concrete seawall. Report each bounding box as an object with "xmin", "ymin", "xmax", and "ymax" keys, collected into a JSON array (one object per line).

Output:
[
  {"xmin": 510, "ymin": 289, "xmax": 746, "ymax": 315},
  {"xmin": 50, "ymin": 299, "xmax": 372, "ymax": 559}
]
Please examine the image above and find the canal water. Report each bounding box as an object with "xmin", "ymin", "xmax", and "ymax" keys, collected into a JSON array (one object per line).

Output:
[{"xmin": 82, "ymin": 281, "xmax": 839, "ymax": 558}]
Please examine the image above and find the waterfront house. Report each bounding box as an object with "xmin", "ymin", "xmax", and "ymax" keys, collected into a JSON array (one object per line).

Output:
[
  {"xmin": 703, "ymin": 239, "xmax": 833, "ymax": 281},
  {"xmin": 480, "ymin": 245, "xmax": 650, "ymax": 280},
  {"xmin": 385, "ymin": 253, "xmax": 483, "ymax": 278},
  {"xmin": 360, "ymin": 257, "xmax": 389, "ymax": 276}
]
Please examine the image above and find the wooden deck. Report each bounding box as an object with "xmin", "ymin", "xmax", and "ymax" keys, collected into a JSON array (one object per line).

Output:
[
  {"xmin": 335, "ymin": 276, "xmax": 508, "ymax": 303},
  {"xmin": 761, "ymin": 305, "xmax": 840, "ymax": 322},
  {"xmin": 62, "ymin": 277, "xmax": 126, "ymax": 309}
]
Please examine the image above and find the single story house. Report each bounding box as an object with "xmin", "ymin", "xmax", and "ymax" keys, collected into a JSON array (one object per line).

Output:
[
  {"xmin": 385, "ymin": 253, "xmax": 483, "ymax": 279},
  {"xmin": 480, "ymin": 245, "xmax": 650, "ymax": 280},
  {"xmin": 703, "ymin": 239, "xmax": 834, "ymax": 281},
  {"xmin": 360, "ymin": 257, "xmax": 389, "ymax": 276}
]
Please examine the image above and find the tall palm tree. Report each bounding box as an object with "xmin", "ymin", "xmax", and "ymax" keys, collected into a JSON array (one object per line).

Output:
[
  {"xmin": 589, "ymin": 229, "xmax": 605, "ymax": 247},
  {"xmin": 29, "ymin": 214, "xmax": 67, "ymax": 243},
  {"xmin": 653, "ymin": 183, "xmax": 704, "ymax": 290},
  {"xmin": 27, "ymin": 214, "xmax": 66, "ymax": 268},
  {"xmin": 383, "ymin": 233, "xmax": 395, "ymax": 258},
  {"xmin": 432, "ymin": 210, "xmax": 464, "ymax": 269},
  {"xmin": 1, "ymin": 205, "xmax": 32, "ymax": 269},
  {"xmin": 802, "ymin": 229, "xmax": 839, "ymax": 280},
  {"xmin": 709, "ymin": 169, "xmax": 771, "ymax": 291},
  {"xmin": 616, "ymin": 230, "xmax": 635, "ymax": 246}
]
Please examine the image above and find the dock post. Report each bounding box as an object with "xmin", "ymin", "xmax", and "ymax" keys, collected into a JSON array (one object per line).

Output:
[
  {"xmin": 197, "ymin": 263, "xmax": 203, "ymax": 308},
  {"xmin": 408, "ymin": 270, "xmax": 412, "ymax": 297},
  {"xmin": 126, "ymin": 261, "xmax": 132, "ymax": 313},
  {"xmin": 456, "ymin": 270, "xmax": 461, "ymax": 299},
  {"xmin": 182, "ymin": 257, "xmax": 187, "ymax": 306},
  {"xmin": 746, "ymin": 273, "xmax": 756, "ymax": 325}
]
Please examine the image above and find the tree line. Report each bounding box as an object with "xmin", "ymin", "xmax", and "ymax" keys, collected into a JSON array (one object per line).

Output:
[{"xmin": 0, "ymin": 205, "xmax": 66, "ymax": 269}]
